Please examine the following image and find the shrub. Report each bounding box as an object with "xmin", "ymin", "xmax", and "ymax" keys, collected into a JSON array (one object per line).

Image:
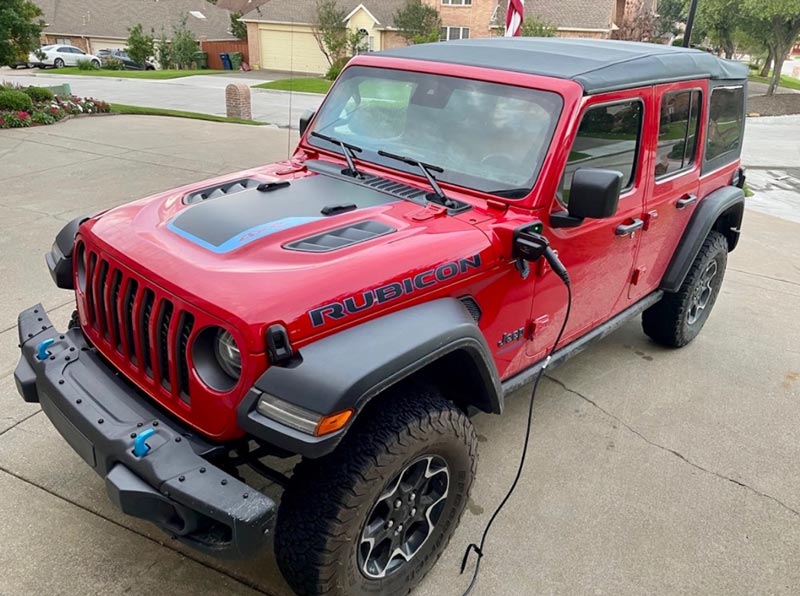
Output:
[
  {"xmin": 0, "ymin": 89, "xmax": 33, "ymax": 111},
  {"xmin": 326, "ymin": 56, "xmax": 349, "ymax": 81},
  {"xmin": 0, "ymin": 111, "xmax": 32, "ymax": 129},
  {"xmin": 102, "ymin": 56, "xmax": 125, "ymax": 70},
  {"xmin": 30, "ymin": 110, "xmax": 56, "ymax": 125},
  {"xmin": 24, "ymin": 86, "xmax": 54, "ymax": 102},
  {"xmin": 77, "ymin": 58, "xmax": 98, "ymax": 70}
]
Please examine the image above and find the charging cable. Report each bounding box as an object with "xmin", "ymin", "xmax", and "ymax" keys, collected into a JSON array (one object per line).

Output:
[{"xmin": 460, "ymin": 233, "xmax": 572, "ymax": 595}]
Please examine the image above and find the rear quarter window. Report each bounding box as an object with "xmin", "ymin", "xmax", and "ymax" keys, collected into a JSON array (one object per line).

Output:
[{"xmin": 706, "ymin": 86, "xmax": 745, "ymax": 162}]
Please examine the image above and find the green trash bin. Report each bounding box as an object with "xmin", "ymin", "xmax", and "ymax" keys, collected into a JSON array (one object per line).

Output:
[
  {"xmin": 230, "ymin": 52, "xmax": 243, "ymax": 71},
  {"xmin": 193, "ymin": 51, "xmax": 208, "ymax": 69}
]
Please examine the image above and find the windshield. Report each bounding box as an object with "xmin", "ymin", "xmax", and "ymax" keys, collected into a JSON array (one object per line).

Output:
[{"xmin": 308, "ymin": 66, "xmax": 563, "ymax": 198}]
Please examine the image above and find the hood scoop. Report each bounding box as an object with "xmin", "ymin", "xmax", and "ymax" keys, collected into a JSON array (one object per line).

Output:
[
  {"xmin": 285, "ymin": 220, "xmax": 395, "ymax": 253},
  {"xmin": 184, "ymin": 178, "xmax": 262, "ymax": 205}
]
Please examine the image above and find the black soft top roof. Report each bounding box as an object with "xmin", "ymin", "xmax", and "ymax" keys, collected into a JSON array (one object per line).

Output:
[{"xmin": 379, "ymin": 38, "xmax": 749, "ymax": 94}]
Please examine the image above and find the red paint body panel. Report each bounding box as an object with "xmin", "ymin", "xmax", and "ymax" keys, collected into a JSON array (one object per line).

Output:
[{"xmin": 72, "ymin": 53, "xmax": 741, "ymax": 441}]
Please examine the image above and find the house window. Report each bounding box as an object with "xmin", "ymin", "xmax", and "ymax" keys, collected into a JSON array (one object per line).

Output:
[
  {"xmin": 440, "ymin": 27, "xmax": 470, "ymax": 41},
  {"xmin": 655, "ymin": 90, "xmax": 702, "ymax": 179},
  {"xmin": 706, "ymin": 86, "xmax": 745, "ymax": 162},
  {"xmin": 442, "ymin": 0, "xmax": 473, "ymax": 5},
  {"xmin": 354, "ymin": 28, "xmax": 372, "ymax": 54},
  {"xmin": 56, "ymin": 38, "xmax": 71, "ymax": 45}
]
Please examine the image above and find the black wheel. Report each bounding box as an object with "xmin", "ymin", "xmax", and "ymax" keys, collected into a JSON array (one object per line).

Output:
[
  {"xmin": 643, "ymin": 230, "xmax": 728, "ymax": 348},
  {"xmin": 92, "ymin": 59, "xmax": 100, "ymax": 68},
  {"xmin": 67, "ymin": 310, "xmax": 80, "ymax": 330},
  {"xmin": 275, "ymin": 385, "xmax": 477, "ymax": 596},
  {"xmin": 10, "ymin": 64, "xmax": 18, "ymax": 69},
  {"xmin": 54, "ymin": 58, "xmax": 65, "ymax": 68}
]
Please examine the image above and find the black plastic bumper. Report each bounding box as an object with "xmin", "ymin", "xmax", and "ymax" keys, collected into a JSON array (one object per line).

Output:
[{"xmin": 14, "ymin": 304, "xmax": 276, "ymax": 559}]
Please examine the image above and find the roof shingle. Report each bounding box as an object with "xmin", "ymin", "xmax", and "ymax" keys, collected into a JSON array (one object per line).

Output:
[
  {"xmin": 239, "ymin": 0, "xmax": 408, "ymax": 28},
  {"xmin": 35, "ymin": 0, "xmax": 237, "ymax": 40}
]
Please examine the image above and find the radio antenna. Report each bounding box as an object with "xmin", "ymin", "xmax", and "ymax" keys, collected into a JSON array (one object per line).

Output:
[{"xmin": 287, "ymin": 13, "xmax": 295, "ymax": 158}]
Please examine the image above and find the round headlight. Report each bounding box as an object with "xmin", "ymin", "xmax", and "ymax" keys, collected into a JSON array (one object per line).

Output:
[{"xmin": 214, "ymin": 329, "xmax": 241, "ymax": 380}]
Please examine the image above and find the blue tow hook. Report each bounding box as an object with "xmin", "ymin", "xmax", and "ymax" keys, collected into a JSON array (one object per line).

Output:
[
  {"xmin": 133, "ymin": 428, "xmax": 156, "ymax": 457},
  {"xmin": 36, "ymin": 338, "xmax": 55, "ymax": 360}
]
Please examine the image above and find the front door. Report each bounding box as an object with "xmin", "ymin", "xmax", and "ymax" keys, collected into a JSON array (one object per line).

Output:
[{"xmin": 527, "ymin": 89, "xmax": 651, "ymax": 361}]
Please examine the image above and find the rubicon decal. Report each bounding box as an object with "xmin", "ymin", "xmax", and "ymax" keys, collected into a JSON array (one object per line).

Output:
[{"xmin": 309, "ymin": 255, "xmax": 482, "ymax": 327}]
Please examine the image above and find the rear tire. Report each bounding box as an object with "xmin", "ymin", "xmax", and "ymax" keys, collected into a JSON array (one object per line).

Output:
[
  {"xmin": 275, "ymin": 385, "xmax": 477, "ymax": 596},
  {"xmin": 642, "ymin": 231, "xmax": 728, "ymax": 347},
  {"xmin": 54, "ymin": 58, "xmax": 64, "ymax": 68}
]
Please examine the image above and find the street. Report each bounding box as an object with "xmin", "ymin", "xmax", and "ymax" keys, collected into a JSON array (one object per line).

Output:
[
  {"xmin": 0, "ymin": 114, "xmax": 799, "ymax": 596},
  {"xmin": 0, "ymin": 69, "xmax": 322, "ymax": 127}
]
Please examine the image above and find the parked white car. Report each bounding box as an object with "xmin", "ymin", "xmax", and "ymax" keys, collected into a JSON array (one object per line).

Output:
[{"xmin": 29, "ymin": 45, "xmax": 101, "ymax": 69}]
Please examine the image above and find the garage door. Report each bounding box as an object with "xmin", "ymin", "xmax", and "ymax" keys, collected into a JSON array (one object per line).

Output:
[
  {"xmin": 260, "ymin": 28, "xmax": 330, "ymax": 74},
  {"xmin": 90, "ymin": 38, "xmax": 127, "ymax": 53}
]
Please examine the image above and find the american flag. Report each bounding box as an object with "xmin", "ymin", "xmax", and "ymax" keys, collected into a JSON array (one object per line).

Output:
[{"xmin": 504, "ymin": 0, "xmax": 524, "ymax": 37}]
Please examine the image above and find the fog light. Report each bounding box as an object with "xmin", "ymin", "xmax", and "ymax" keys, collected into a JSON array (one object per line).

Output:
[{"xmin": 257, "ymin": 394, "xmax": 353, "ymax": 436}]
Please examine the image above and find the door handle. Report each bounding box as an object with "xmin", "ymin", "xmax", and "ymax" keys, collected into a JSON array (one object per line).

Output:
[
  {"xmin": 615, "ymin": 219, "xmax": 644, "ymax": 236},
  {"xmin": 676, "ymin": 194, "xmax": 698, "ymax": 209}
]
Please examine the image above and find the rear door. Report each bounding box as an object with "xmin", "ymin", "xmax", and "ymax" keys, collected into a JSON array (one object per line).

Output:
[
  {"xmin": 629, "ymin": 81, "xmax": 705, "ymax": 301},
  {"xmin": 527, "ymin": 89, "xmax": 650, "ymax": 360}
]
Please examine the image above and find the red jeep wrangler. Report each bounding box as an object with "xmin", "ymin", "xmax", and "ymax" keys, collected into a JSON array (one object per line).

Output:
[{"xmin": 15, "ymin": 39, "xmax": 747, "ymax": 595}]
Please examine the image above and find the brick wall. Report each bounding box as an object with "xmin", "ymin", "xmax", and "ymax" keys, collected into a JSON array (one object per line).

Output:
[
  {"xmin": 43, "ymin": 35, "xmax": 89, "ymax": 52},
  {"xmin": 381, "ymin": 31, "xmax": 410, "ymax": 50},
  {"xmin": 246, "ymin": 22, "xmax": 262, "ymax": 69},
  {"xmin": 425, "ymin": 0, "xmax": 501, "ymax": 39}
]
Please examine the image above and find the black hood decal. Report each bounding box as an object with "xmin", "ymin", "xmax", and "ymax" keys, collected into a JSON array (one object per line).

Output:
[{"xmin": 168, "ymin": 174, "xmax": 398, "ymax": 253}]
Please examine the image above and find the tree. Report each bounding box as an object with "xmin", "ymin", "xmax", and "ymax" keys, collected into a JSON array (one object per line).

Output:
[
  {"xmin": 655, "ymin": 0, "xmax": 687, "ymax": 37},
  {"xmin": 312, "ymin": 0, "xmax": 349, "ymax": 66},
  {"xmin": 230, "ymin": 12, "xmax": 247, "ymax": 40},
  {"xmin": 743, "ymin": 0, "xmax": 800, "ymax": 95},
  {"xmin": 127, "ymin": 24, "xmax": 155, "ymax": 67},
  {"xmin": 156, "ymin": 29, "xmax": 172, "ymax": 70},
  {"xmin": 171, "ymin": 15, "xmax": 198, "ymax": 69},
  {"xmin": 614, "ymin": 0, "xmax": 658, "ymax": 42},
  {"xmin": 0, "ymin": 0, "xmax": 44, "ymax": 67},
  {"xmin": 394, "ymin": 0, "xmax": 441, "ymax": 45},
  {"xmin": 520, "ymin": 16, "xmax": 556, "ymax": 37},
  {"xmin": 695, "ymin": 0, "xmax": 744, "ymax": 58}
]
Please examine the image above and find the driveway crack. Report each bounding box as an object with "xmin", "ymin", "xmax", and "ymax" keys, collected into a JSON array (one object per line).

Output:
[
  {"xmin": 0, "ymin": 466, "xmax": 277, "ymax": 595},
  {"xmin": 0, "ymin": 410, "xmax": 42, "ymax": 439},
  {"xmin": 546, "ymin": 375, "xmax": 800, "ymax": 519}
]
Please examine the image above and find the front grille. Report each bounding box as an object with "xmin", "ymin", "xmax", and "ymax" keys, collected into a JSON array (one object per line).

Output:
[{"xmin": 79, "ymin": 241, "xmax": 196, "ymax": 404}]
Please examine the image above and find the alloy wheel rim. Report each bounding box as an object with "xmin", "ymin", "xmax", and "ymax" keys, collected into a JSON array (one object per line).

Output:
[
  {"xmin": 687, "ymin": 260, "xmax": 718, "ymax": 325},
  {"xmin": 358, "ymin": 455, "xmax": 450, "ymax": 579}
]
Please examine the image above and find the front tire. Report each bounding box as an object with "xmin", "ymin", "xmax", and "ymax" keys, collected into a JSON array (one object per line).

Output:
[
  {"xmin": 642, "ymin": 230, "xmax": 728, "ymax": 347},
  {"xmin": 275, "ymin": 386, "xmax": 477, "ymax": 596}
]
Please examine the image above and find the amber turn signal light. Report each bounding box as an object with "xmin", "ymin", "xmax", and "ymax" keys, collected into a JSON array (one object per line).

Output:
[{"xmin": 315, "ymin": 409, "xmax": 354, "ymax": 437}]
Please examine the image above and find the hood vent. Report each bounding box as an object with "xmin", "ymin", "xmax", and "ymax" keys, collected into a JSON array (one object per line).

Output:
[
  {"xmin": 184, "ymin": 178, "xmax": 262, "ymax": 205},
  {"xmin": 359, "ymin": 174, "xmax": 427, "ymax": 201},
  {"xmin": 285, "ymin": 220, "xmax": 394, "ymax": 253}
]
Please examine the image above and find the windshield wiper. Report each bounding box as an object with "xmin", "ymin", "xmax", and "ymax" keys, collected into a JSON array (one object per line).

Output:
[
  {"xmin": 310, "ymin": 131, "xmax": 363, "ymax": 179},
  {"xmin": 377, "ymin": 150, "xmax": 459, "ymax": 209}
]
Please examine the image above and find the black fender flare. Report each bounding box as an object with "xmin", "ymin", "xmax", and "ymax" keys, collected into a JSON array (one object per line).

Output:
[
  {"xmin": 239, "ymin": 298, "xmax": 502, "ymax": 457},
  {"xmin": 660, "ymin": 185, "xmax": 744, "ymax": 293},
  {"xmin": 46, "ymin": 214, "xmax": 92, "ymax": 289}
]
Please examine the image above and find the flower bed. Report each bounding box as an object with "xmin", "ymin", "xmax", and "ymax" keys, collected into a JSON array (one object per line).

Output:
[{"xmin": 0, "ymin": 86, "xmax": 110, "ymax": 129}]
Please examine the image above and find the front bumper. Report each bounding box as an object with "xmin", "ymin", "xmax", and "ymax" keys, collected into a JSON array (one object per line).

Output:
[{"xmin": 14, "ymin": 304, "xmax": 276, "ymax": 559}]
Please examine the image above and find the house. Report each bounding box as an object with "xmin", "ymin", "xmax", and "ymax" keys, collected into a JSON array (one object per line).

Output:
[
  {"xmin": 234, "ymin": 0, "xmax": 658, "ymax": 74},
  {"xmin": 32, "ymin": 0, "xmax": 237, "ymax": 55},
  {"xmin": 433, "ymin": 0, "xmax": 657, "ymax": 41},
  {"xmin": 238, "ymin": 1, "xmax": 409, "ymax": 73}
]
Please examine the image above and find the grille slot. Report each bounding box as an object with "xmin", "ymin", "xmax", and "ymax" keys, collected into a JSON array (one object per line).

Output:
[
  {"xmin": 78, "ymin": 250, "xmax": 196, "ymax": 405},
  {"xmin": 285, "ymin": 220, "xmax": 395, "ymax": 253}
]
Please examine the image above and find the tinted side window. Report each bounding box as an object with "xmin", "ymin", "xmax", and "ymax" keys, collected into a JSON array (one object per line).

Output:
[
  {"xmin": 706, "ymin": 87, "xmax": 744, "ymax": 161},
  {"xmin": 562, "ymin": 101, "xmax": 643, "ymax": 200},
  {"xmin": 655, "ymin": 90, "xmax": 701, "ymax": 178}
]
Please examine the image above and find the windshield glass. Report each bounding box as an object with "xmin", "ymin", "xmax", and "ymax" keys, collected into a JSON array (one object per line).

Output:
[{"xmin": 308, "ymin": 66, "xmax": 563, "ymax": 197}]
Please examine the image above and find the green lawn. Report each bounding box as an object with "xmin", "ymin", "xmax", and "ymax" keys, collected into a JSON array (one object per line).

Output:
[
  {"xmin": 254, "ymin": 78, "xmax": 333, "ymax": 94},
  {"xmin": 46, "ymin": 68, "xmax": 228, "ymax": 79},
  {"xmin": 748, "ymin": 73, "xmax": 800, "ymax": 91},
  {"xmin": 110, "ymin": 104, "xmax": 267, "ymax": 125}
]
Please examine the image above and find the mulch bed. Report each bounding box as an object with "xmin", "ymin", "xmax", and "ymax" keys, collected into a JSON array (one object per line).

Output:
[{"xmin": 748, "ymin": 94, "xmax": 800, "ymax": 117}]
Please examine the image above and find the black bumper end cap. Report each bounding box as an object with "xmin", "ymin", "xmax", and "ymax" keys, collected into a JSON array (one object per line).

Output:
[{"xmin": 14, "ymin": 357, "xmax": 40, "ymax": 403}]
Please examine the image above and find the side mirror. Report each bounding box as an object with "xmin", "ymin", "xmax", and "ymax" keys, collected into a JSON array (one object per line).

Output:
[
  {"xmin": 299, "ymin": 110, "xmax": 315, "ymax": 136},
  {"xmin": 551, "ymin": 168, "xmax": 624, "ymax": 229}
]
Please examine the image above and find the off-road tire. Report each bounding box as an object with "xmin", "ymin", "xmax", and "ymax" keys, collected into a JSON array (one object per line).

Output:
[
  {"xmin": 67, "ymin": 309, "xmax": 80, "ymax": 330},
  {"xmin": 642, "ymin": 230, "xmax": 728, "ymax": 348},
  {"xmin": 274, "ymin": 386, "xmax": 477, "ymax": 596}
]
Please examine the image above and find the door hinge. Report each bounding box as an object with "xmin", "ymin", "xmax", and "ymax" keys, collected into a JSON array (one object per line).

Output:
[
  {"xmin": 643, "ymin": 210, "xmax": 658, "ymax": 231},
  {"xmin": 631, "ymin": 266, "xmax": 647, "ymax": 285}
]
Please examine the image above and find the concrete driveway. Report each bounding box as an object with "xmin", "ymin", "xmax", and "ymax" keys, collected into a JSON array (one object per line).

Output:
[
  {"xmin": 1, "ymin": 115, "xmax": 799, "ymax": 596},
  {"xmin": 0, "ymin": 68, "xmax": 323, "ymax": 127}
]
